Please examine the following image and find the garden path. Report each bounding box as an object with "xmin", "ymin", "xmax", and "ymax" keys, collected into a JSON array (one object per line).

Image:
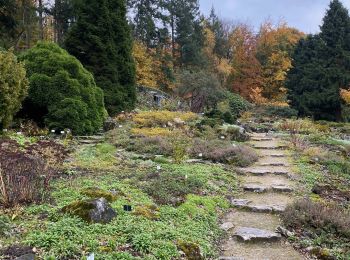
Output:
[{"xmin": 219, "ymin": 133, "xmax": 305, "ymax": 260}]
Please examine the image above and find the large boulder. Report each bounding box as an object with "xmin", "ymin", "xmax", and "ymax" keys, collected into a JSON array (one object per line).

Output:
[{"xmin": 62, "ymin": 198, "xmax": 117, "ymax": 224}]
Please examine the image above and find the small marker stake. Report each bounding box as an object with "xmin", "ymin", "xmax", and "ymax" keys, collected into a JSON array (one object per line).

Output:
[{"xmin": 124, "ymin": 205, "xmax": 132, "ymax": 212}]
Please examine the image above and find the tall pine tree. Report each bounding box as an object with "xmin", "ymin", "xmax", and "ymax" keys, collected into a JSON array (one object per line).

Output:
[
  {"xmin": 287, "ymin": 0, "xmax": 350, "ymax": 121},
  {"xmin": 65, "ymin": 0, "xmax": 136, "ymax": 115},
  {"xmin": 174, "ymin": 0, "xmax": 204, "ymax": 67}
]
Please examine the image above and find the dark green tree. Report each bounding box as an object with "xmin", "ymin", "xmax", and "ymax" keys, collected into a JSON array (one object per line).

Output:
[
  {"xmin": 208, "ymin": 7, "xmax": 230, "ymax": 59},
  {"xmin": 173, "ymin": 0, "xmax": 204, "ymax": 67},
  {"xmin": 129, "ymin": 0, "xmax": 166, "ymax": 47},
  {"xmin": 287, "ymin": 0, "xmax": 350, "ymax": 121},
  {"xmin": 65, "ymin": 0, "xmax": 136, "ymax": 115},
  {"xmin": 19, "ymin": 42, "xmax": 106, "ymax": 135}
]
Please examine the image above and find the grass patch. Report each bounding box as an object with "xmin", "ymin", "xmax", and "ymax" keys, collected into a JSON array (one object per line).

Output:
[{"xmin": 71, "ymin": 143, "xmax": 118, "ymax": 170}]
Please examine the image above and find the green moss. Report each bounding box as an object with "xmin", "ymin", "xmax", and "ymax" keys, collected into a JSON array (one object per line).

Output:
[
  {"xmin": 81, "ymin": 187, "xmax": 117, "ymax": 202},
  {"xmin": 177, "ymin": 241, "xmax": 203, "ymax": 260},
  {"xmin": 133, "ymin": 205, "xmax": 160, "ymax": 220},
  {"xmin": 61, "ymin": 200, "xmax": 95, "ymax": 222}
]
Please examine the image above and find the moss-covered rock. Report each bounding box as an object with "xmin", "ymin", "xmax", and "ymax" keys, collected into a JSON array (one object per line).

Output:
[
  {"xmin": 62, "ymin": 198, "xmax": 116, "ymax": 224},
  {"xmin": 133, "ymin": 205, "xmax": 160, "ymax": 220},
  {"xmin": 177, "ymin": 241, "xmax": 203, "ymax": 260},
  {"xmin": 81, "ymin": 187, "xmax": 117, "ymax": 202}
]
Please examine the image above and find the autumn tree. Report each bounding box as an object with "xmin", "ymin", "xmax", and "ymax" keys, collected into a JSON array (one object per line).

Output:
[
  {"xmin": 133, "ymin": 41, "xmax": 158, "ymax": 88},
  {"xmin": 257, "ymin": 21, "xmax": 304, "ymax": 101},
  {"xmin": 227, "ymin": 23, "xmax": 264, "ymax": 102}
]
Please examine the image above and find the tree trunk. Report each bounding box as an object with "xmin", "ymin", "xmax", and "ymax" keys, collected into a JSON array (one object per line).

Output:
[{"xmin": 38, "ymin": 0, "xmax": 44, "ymax": 40}]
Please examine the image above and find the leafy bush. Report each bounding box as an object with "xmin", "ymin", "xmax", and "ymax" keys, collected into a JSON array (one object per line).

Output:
[
  {"xmin": 0, "ymin": 49, "xmax": 29, "ymax": 129},
  {"xmin": 142, "ymin": 170, "xmax": 204, "ymax": 205},
  {"xmin": 189, "ymin": 139, "xmax": 258, "ymax": 166},
  {"xmin": 217, "ymin": 92, "xmax": 252, "ymax": 122},
  {"xmin": 282, "ymin": 199, "xmax": 350, "ymax": 257},
  {"xmin": 19, "ymin": 42, "xmax": 106, "ymax": 135},
  {"xmin": 262, "ymin": 105, "xmax": 298, "ymax": 118},
  {"xmin": 127, "ymin": 136, "xmax": 173, "ymax": 156},
  {"xmin": 276, "ymin": 118, "xmax": 329, "ymax": 135},
  {"xmin": 132, "ymin": 111, "xmax": 198, "ymax": 127},
  {"xmin": 131, "ymin": 127, "xmax": 172, "ymax": 137},
  {"xmin": 177, "ymin": 70, "xmax": 223, "ymax": 113},
  {"xmin": 217, "ymin": 124, "xmax": 249, "ymax": 142}
]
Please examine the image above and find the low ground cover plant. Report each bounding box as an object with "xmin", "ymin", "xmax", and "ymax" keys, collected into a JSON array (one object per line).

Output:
[{"xmin": 282, "ymin": 199, "xmax": 350, "ymax": 259}]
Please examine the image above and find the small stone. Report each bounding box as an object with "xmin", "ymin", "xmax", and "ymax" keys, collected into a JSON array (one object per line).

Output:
[
  {"xmin": 173, "ymin": 118, "xmax": 185, "ymax": 125},
  {"xmin": 276, "ymin": 226, "xmax": 294, "ymax": 237},
  {"xmin": 220, "ymin": 222, "xmax": 235, "ymax": 231},
  {"xmin": 233, "ymin": 227, "xmax": 281, "ymax": 242}
]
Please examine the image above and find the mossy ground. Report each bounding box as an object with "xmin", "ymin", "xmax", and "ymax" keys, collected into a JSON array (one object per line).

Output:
[{"xmin": 0, "ymin": 140, "xmax": 237, "ymax": 259}]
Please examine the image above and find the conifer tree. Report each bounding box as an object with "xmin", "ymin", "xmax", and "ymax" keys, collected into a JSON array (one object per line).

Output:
[
  {"xmin": 174, "ymin": 0, "xmax": 204, "ymax": 67},
  {"xmin": 65, "ymin": 0, "xmax": 136, "ymax": 115},
  {"xmin": 287, "ymin": 0, "xmax": 350, "ymax": 120}
]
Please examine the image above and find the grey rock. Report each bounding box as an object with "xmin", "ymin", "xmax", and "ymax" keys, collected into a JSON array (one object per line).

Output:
[
  {"xmin": 16, "ymin": 254, "xmax": 35, "ymax": 260},
  {"xmin": 233, "ymin": 227, "xmax": 282, "ymax": 242},
  {"xmin": 243, "ymin": 184, "xmax": 268, "ymax": 193},
  {"xmin": 276, "ymin": 226, "xmax": 294, "ymax": 237},
  {"xmin": 62, "ymin": 198, "xmax": 117, "ymax": 224},
  {"xmin": 231, "ymin": 199, "xmax": 251, "ymax": 207},
  {"xmin": 89, "ymin": 198, "xmax": 117, "ymax": 223},
  {"xmin": 220, "ymin": 222, "xmax": 235, "ymax": 231}
]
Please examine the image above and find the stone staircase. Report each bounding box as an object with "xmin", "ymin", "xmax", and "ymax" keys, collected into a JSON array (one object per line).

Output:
[{"xmin": 219, "ymin": 133, "xmax": 304, "ymax": 260}]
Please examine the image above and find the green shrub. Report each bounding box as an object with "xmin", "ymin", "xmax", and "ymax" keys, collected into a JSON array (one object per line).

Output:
[
  {"xmin": 142, "ymin": 171, "xmax": 205, "ymax": 205},
  {"xmin": 282, "ymin": 199, "xmax": 350, "ymax": 257},
  {"xmin": 19, "ymin": 42, "xmax": 106, "ymax": 135},
  {"xmin": 263, "ymin": 105, "xmax": 298, "ymax": 118},
  {"xmin": 0, "ymin": 49, "xmax": 29, "ymax": 129},
  {"xmin": 217, "ymin": 92, "xmax": 252, "ymax": 122},
  {"xmin": 189, "ymin": 139, "xmax": 258, "ymax": 167}
]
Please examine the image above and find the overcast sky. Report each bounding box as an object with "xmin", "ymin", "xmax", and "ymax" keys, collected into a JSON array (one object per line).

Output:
[{"xmin": 199, "ymin": 0, "xmax": 350, "ymax": 33}]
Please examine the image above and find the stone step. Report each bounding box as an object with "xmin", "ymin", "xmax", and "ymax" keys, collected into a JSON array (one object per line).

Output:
[
  {"xmin": 242, "ymin": 184, "xmax": 293, "ymax": 193},
  {"xmin": 243, "ymin": 204, "xmax": 286, "ymax": 214},
  {"xmin": 243, "ymin": 184, "xmax": 268, "ymax": 193},
  {"xmin": 250, "ymin": 137, "xmax": 274, "ymax": 141},
  {"xmin": 233, "ymin": 227, "xmax": 282, "ymax": 242},
  {"xmin": 243, "ymin": 168, "xmax": 291, "ymax": 176},
  {"xmin": 258, "ymin": 163, "xmax": 288, "ymax": 167},
  {"xmin": 271, "ymin": 185, "xmax": 294, "ymax": 193},
  {"xmin": 221, "ymin": 239, "xmax": 304, "ymax": 259},
  {"xmin": 231, "ymin": 198, "xmax": 286, "ymax": 213},
  {"xmin": 253, "ymin": 145, "xmax": 288, "ymax": 150}
]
